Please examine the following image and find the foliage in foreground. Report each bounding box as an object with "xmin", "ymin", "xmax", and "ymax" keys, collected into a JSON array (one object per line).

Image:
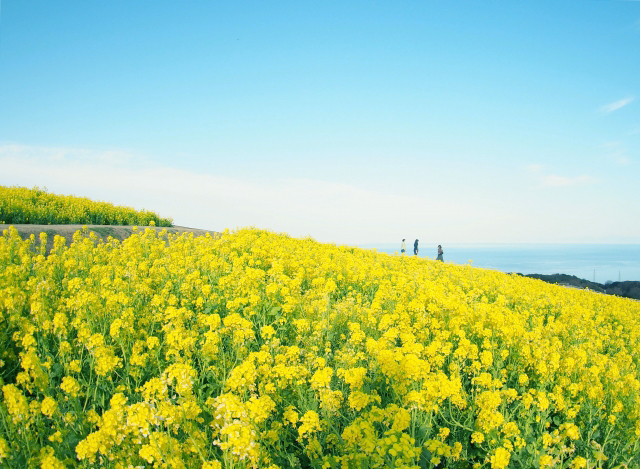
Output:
[
  {"xmin": 0, "ymin": 185, "xmax": 173, "ymax": 226},
  {"xmin": 1, "ymin": 226, "xmax": 639, "ymax": 469}
]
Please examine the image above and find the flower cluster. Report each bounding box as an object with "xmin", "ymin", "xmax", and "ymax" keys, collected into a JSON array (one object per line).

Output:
[
  {"xmin": 0, "ymin": 185, "xmax": 172, "ymax": 226},
  {"xmin": 1, "ymin": 225, "xmax": 639, "ymax": 468}
]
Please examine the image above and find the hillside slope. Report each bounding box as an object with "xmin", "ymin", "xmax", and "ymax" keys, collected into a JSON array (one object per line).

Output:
[{"xmin": 1, "ymin": 227, "xmax": 639, "ymax": 468}]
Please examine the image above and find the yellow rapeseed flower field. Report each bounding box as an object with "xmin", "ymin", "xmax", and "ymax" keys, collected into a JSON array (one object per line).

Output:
[
  {"xmin": 1, "ymin": 226, "xmax": 639, "ymax": 468},
  {"xmin": 0, "ymin": 186, "xmax": 173, "ymax": 226}
]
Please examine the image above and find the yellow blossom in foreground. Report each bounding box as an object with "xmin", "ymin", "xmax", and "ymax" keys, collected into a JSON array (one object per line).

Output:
[
  {"xmin": 299, "ymin": 411, "xmax": 322, "ymax": 439},
  {"xmin": 490, "ymin": 447, "xmax": 511, "ymax": 469},
  {"xmin": 39, "ymin": 446, "xmax": 65, "ymax": 469},
  {"xmin": 2, "ymin": 384, "xmax": 29, "ymax": 424},
  {"xmin": 571, "ymin": 456, "xmax": 588, "ymax": 468},
  {"xmin": 0, "ymin": 437, "xmax": 9, "ymax": 463},
  {"xmin": 202, "ymin": 462, "xmax": 222, "ymax": 469},
  {"xmin": 40, "ymin": 397, "xmax": 57, "ymax": 418},
  {"xmin": 540, "ymin": 454, "xmax": 554, "ymax": 467},
  {"xmin": 60, "ymin": 376, "xmax": 81, "ymax": 397},
  {"xmin": 0, "ymin": 226, "xmax": 639, "ymax": 469}
]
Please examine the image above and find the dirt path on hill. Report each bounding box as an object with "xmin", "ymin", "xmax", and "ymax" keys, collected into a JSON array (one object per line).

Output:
[{"xmin": 2, "ymin": 224, "xmax": 220, "ymax": 253}]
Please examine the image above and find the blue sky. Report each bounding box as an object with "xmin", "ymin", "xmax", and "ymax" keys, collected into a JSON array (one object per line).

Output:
[{"xmin": 1, "ymin": 1, "xmax": 639, "ymax": 244}]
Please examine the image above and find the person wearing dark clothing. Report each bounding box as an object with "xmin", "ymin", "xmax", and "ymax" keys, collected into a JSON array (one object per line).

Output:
[
  {"xmin": 414, "ymin": 239, "xmax": 419, "ymax": 256},
  {"xmin": 401, "ymin": 239, "xmax": 406, "ymax": 254},
  {"xmin": 436, "ymin": 245, "xmax": 443, "ymax": 261}
]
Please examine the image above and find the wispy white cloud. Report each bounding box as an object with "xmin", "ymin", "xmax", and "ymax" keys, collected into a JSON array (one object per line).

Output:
[
  {"xmin": 4, "ymin": 144, "xmax": 635, "ymax": 243},
  {"xmin": 539, "ymin": 174, "xmax": 596, "ymax": 187},
  {"xmin": 0, "ymin": 143, "xmax": 463, "ymax": 244},
  {"xmin": 601, "ymin": 141, "xmax": 632, "ymax": 166},
  {"xmin": 600, "ymin": 96, "xmax": 634, "ymax": 113},
  {"xmin": 0, "ymin": 143, "xmax": 139, "ymax": 166},
  {"xmin": 525, "ymin": 164, "xmax": 543, "ymax": 173},
  {"xmin": 526, "ymin": 163, "xmax": 597, "ymax": 187}
]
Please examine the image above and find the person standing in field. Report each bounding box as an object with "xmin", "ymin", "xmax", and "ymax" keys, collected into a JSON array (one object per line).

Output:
[
  {"xmin": 436, "ymin": 245, "xmax": 444, "ymax": 261},
  {"xmin": 401, "ymin": 239, "xmax": 406, "ymax": 254},
  {"xmin": 414, "ymin": 239, "xmax": 419, "ymax": 256}
]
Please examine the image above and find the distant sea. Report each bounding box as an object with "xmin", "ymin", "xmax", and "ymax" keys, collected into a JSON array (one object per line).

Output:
[{"xmin": 357, "ymin": 244, "xmax": 640, "ymax": 283}]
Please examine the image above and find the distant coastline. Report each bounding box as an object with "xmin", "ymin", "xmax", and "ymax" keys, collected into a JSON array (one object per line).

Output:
[
  {"xmin": 521, "ymin": 273, "xmax": 640, "ymax": 300},
  {"xmin": 362, "ymin": 243, "xmax": 640, "ymax": 285}
]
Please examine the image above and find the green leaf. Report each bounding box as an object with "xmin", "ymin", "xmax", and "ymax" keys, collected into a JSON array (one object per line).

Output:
[{"xmin": 51, "ymin": 363, "xmax": 64, "ymax": 379}]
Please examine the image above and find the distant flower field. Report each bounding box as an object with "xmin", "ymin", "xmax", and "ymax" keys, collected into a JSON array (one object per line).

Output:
[
  {"xmin": 1, "ymin": 226, "xmax": 639, "ymax": 469},
  {"xmin": 0, "ymin": 186, "xmax": 173, "ymax": 226}
]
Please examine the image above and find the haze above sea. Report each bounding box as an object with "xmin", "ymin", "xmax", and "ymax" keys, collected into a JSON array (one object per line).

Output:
[{"xmin": 357, "ymin": 243, "xmax": 640, "ymax": 283}]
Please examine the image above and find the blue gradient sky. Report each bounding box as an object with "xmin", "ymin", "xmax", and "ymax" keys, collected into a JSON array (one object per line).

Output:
[{"xmin": 1, "ymin": 1, "xmax": 639, "ymax": 244}]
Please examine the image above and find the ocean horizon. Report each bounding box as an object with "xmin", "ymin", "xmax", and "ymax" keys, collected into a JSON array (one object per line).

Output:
[{"xmin": 357, "ymin": 243, "xmax": 640, "ymax": 283}]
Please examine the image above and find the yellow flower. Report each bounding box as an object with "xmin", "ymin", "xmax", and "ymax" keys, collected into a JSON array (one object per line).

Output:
[
  {"xmin": 337, "ymin": 367, "xmax": 368, "ymax": 389},
  {"xmin": 490, "ymin": 447, "xmax": 511, "ymax": 469},
  {"xmin": 41, "ymin": 397, "xmax": 57, "ymax": 418},
  {"xmin": 284, "ymin": 406, "xmax": 299, "ymax": 425},
  {"xmin": 501, "ymin": 421, "xmax": 520, "ymax": 438},
  {"xmin": 348, "ymin": 391, "xmax": 376, "ymax": 411},
  {"xmin": 540, "ymin": 454, "xmax": 554, "ymax": 467},
  {"xmin": 260, "ymin": 325, "xmax": 276, "ymax": 339},
  {"xmin": 109, "ymin": 318, "xmax": 123, "ymax": 338},
  {"xmin": 68, "ymin": 360, "xmax": 82, "ymax": 373},
  {"xmin": 298, "ymin": 411, "xmax": 321, "ymax": 439},
  {"xmin": 311, "ymin": 367, "xmax": 333, "ymax": 390},
  {"xmin": 39, "ymin": 446, "xmax": 65, "ymax": 469},
  {"xmin": 163, "ymin": 363, "xmax": 197, "ymax": 395},
  {"xmin": 202, "ymin": 462, "xmax": 222, "ymax": 469},
  {"xmin": 60, "ymin": 376, "xmax": 81, "ymax": 397},
  {"xmin": 570, "ymin": 456, "xmax": 588, "ymax": 469},
  {"xmin": 2, "ymin": 384, "xmax": 29, "ymax": 423},
  {"xmin": 560, "ymin": 422, "xmax": 580, "ymax": 440},
  {"xmin": 0, "ymin": 437, "xmax": 9, "ymax": 463},
  {"xmin": 391, "ymin": 407, "xmax": 411, "ymax": 432},
  {"xmin": 480, "ymin": 350, "xmax": 493, "ymax": 367}
]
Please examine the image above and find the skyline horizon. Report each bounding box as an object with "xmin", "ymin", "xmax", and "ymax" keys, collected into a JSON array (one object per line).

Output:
[
  {"xmin": 359, "ymin": 242, "xmax": 640, "ymax": 283},
  {"xmin": 3, "ymin": 178, "xmax": 640, "ymax": 245}
]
